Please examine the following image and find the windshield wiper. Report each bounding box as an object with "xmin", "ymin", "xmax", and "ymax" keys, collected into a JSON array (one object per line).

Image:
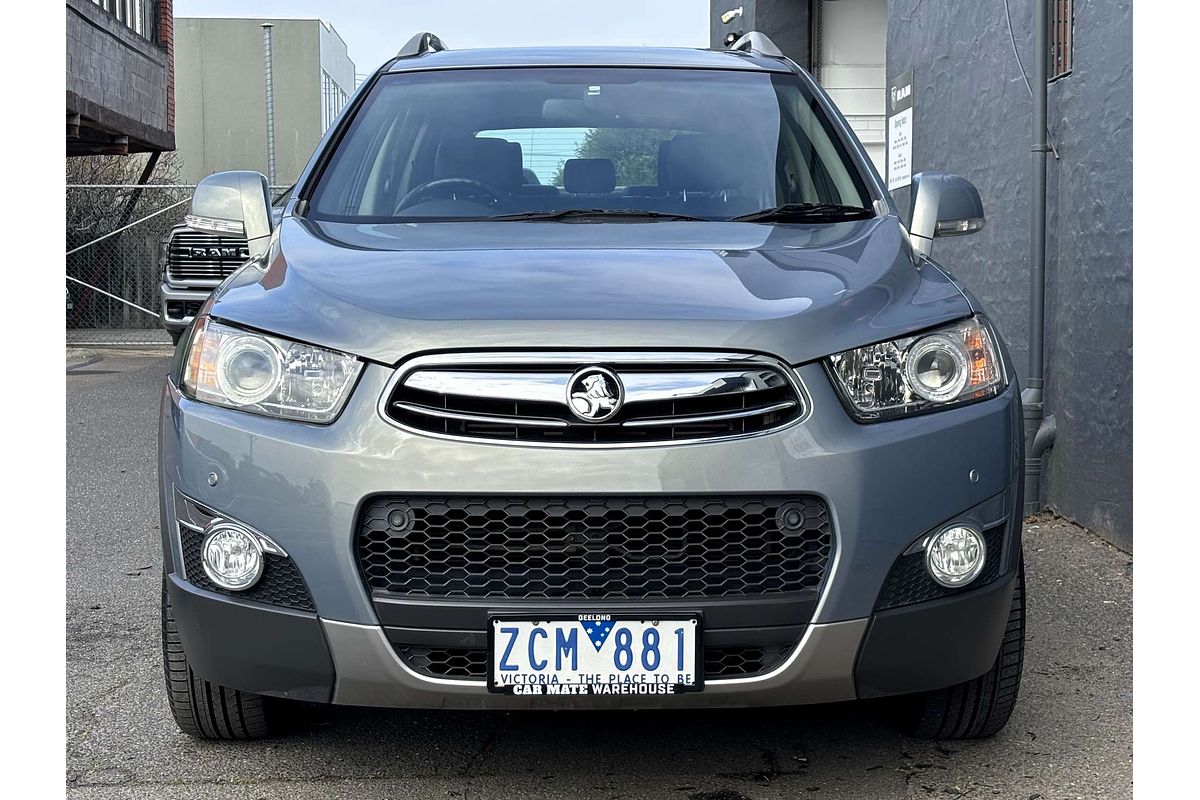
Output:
[
  {"xmin": 487, "ymin": 208, "xmax": 707, "ymax": 222},
  {"xmin": 730, "ymin": 203, "xmax": 873, "ymax": 223}
]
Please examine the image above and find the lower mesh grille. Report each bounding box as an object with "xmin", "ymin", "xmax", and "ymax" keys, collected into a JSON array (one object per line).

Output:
[
  {"xmin": 703, "ymin": 644, "xmax": 793, "ymax": 678},
  {"xmin": 398, "ymin": 646, "xmax": 489, "ymax": 679},
  {"xmin": 180, "ymin": 525, "xmax": 315, "ymax": 611},
  {"xmin": 874, "ymin": 524, "xmax": 1006, "ymax": 611},
  {"xmin": 395, "ymin": 643, "xmax": 795, "ymax": 680},
  {"xmin": 357, "ymin": 495, "xmax": 833, "ymax": 600}
]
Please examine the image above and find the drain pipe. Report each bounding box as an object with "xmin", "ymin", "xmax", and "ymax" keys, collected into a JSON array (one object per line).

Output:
[
  {"xmin": 261, "ymin": 22, "xmax": 278, "ymax": 186},
  {"xmin": 1022, "ymin": 0, "xmax": 1056, "ymax": 514}
]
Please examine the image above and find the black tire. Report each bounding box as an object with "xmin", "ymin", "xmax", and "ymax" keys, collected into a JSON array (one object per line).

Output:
[
  {"xmin": 161, "ymin": 577, "xmax": 278, "ymax": 739},
  {"xmin": 169, "ymin": 329, "xmax": 183, "ymax": 347},
  {"xmin": 905, "ymin": 558, "xmax": 1026, "ymax": 740}
]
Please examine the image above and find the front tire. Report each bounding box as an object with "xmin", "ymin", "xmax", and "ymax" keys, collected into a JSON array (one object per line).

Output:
[
  {"xmin": 905, "ymin": 558, "xmax": 1026, "ymax": 740},
  {"xmin": 168, "ymin": 329, "xmax": 183, "ymax": 347},
  {"xmin": 161, "ymin": 577, "xmax": 278, "ymax": 739}
]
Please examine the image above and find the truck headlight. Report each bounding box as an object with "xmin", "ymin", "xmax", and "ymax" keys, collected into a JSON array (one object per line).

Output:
[
  {"xmin": 825, "ymin": 315, "xmax": 1006, "ymax": 421},
  {"xmin": 182, "ymin": 316, "xmax": 362, "ymax": 423}
]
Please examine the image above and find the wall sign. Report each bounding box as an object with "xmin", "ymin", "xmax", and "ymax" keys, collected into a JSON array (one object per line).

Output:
[{"xmin": 887, "ymin": 68, "xmax": 914, "ymax": 191}]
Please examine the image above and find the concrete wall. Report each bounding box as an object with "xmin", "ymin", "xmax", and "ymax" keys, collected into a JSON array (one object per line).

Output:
[
  {"xmin": 175, "ymin": 18, "xmax": 327, "ymax": 185},
  {"xmin": 67, "ymin": 0, "xmax": 175, "ymax": 152},
  {"xmin": 887, "ymin": 0, "xmax": 1132, "ymax": 548}
]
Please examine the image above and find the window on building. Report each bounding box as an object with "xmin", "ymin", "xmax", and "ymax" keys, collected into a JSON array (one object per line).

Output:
[
  {"xmin": 1050, "ymin": 0, "xmax": 1074, "ymax": 80},
  {"xmin": 322, "ymin": 71, "xmax": 350, "ymax": 132},
  {"xmin": 91, "ymin": 0, "xmax": 155, "ymax": 41}
]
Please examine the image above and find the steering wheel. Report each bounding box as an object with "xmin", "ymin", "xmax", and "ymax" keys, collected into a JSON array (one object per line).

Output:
[{"xmin": 394, "ymin": 178, "xmax": 507, "ymax": 213}]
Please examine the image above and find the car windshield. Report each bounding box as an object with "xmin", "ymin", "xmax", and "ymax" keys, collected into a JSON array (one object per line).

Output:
[{"xmin": 307, "ymin": 67, "xmax": 872, "ymax": 223}]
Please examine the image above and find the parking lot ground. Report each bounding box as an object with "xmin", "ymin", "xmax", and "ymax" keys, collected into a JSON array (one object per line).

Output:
[{"xmin": 66, "ymin": 351, "xmax": 1132, "ymax": 799}]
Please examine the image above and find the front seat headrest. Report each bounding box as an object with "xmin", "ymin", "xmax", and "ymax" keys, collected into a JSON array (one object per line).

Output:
[
  {"xmin": 563, "ymin": 158, "xmax": 617, "ymax": 194},
  {"xmin": 660, "ymin": 134, "xmax": 743, "ymax": 193},
  {"xmin": 434, "ymin": 137, "xmax": 523, "ymax": 188}
]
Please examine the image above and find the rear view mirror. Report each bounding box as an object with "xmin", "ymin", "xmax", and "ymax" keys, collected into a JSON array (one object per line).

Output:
[
  {"xmin": 907, "ymin": 172, "xmax": 985, "ymax": 258},
  {"xmin": 187, "ymin": 171, "xmax": 274, "ymax": 259}
]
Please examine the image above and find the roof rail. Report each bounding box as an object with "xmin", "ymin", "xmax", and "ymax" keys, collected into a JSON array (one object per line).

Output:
[
  {"xmin": 397, "ymin": 32, "xmax": 448, "ymax": 58},
  {"xmin": 727, "ymin": 31, "xmax": 784, "ymax": 58}
]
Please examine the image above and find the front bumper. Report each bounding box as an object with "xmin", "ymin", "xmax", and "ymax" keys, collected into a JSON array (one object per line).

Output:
[
  {"xmin": 159, "ymin": 283, "xmax": 216, "ymax": 332},
  {"xmin": 159, "ymin": 359, "xmax": 1023, "ymax": 708}
]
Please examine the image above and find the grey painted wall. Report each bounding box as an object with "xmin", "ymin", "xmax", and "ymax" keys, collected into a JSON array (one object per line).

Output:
[
  {"xmin": 66, "ymin": 0, "xmax": 173, "ymax": 150},
  {"xmin": 887, "ymin": 0, "xmax": 1132, "ymax": 549}
]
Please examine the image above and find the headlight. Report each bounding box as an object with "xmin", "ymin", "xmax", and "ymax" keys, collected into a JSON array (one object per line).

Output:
[
  {"xmin": 826, "ymin": 315, "xmax": 1005, "ymax": 421},
  {"xmin": 182, "ymin": 317, "xmax": 362, "ymax": 423}
]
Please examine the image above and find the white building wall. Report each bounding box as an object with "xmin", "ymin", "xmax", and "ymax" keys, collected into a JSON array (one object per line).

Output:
[
  {"xmin": 817, "ymin": 0, "xmax": 887, "ymax": 174},
  {"xmin": 318, "ymin": 21, "xmax": 356, "ymax": 131}
]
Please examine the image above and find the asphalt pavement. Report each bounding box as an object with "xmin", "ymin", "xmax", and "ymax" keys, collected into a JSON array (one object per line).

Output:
[{"xmin": 66, "ymin": 350, "xmax": 1132, "ymax": 799}]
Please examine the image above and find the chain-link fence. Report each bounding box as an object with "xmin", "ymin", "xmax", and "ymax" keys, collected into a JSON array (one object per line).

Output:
[
  {"xmin": 66, "ymin": 183, "xmax": 289, "ymax": 346},
  {"xmin": 66, "ymin": 184, "xmax": 192, "ymax": 346}
]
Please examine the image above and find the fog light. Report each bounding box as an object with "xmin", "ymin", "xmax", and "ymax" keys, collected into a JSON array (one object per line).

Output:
[
  {"xmin": 924, "ymin": 525, "xmax": 986, "ymax": 588},
  {"xmin": 201, "ymin": 524, "xmax": 264, "ymax": 590}
]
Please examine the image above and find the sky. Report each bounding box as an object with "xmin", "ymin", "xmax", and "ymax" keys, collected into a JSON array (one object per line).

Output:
[{"xmin": 174, "ymin": 0, "xmax": 711, "ymax": 78}]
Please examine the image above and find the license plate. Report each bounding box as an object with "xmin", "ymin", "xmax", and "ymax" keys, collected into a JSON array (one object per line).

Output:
[{"xmin": 487, "ymin": 614, "xmax": 703, "ymax": 695}]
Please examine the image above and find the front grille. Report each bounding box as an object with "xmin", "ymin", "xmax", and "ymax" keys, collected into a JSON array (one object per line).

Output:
[
  {"xmin": 167, "ymin": 230, "xmax": 250, "ymax": 284},
  {"xmin": 874, "ymin": 524, "xmax": 1006, "ymax": 611},
  {"xmin": 395, "ymin": 642, "xmax": 795, "ymax": 680},
  {"xmin": 180, "ymin": 525, "xmax": 315, "ymax": 611},
  {"xmin": 357, "ymin": 495, "xmax": 833, "ymax": 600},
  {"xmin": 384, "ymin": 355, "xmax": 805, "ymax": 445}
]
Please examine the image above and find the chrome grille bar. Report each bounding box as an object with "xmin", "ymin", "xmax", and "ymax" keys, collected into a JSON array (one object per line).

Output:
[
  {"xmin": 622, "ymin": 400, "xmax": 797, "ymax": 428},
  {"xmin": 392, "ymin": 402, "xmax": 570, "ymax": 428},
  {"xmin": 403, "ymin": 368, "xmax": 787, "ymax": 405}
]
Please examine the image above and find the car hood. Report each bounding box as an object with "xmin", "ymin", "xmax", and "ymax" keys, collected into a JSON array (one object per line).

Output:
[{"xmin": 211, "ymin": 215, "xmax": 972, "ymax": 365}]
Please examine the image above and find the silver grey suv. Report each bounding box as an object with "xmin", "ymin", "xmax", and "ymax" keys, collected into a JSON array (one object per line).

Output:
[{"xmin": 158, "ymin": 33, "xmax": 1024, "ymax": 741}]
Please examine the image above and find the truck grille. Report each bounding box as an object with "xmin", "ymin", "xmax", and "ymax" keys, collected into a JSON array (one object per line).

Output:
[
  {"xmin": 383, "ymin": 352, "xmax": 806, "ymax": 446},
  {"xmin": 166, "ymin": 230, "xmax": 250, "ymax": 284},
  {"xmin": 356, "ymin": 495, "xmax": 833, "ymax": 600}
]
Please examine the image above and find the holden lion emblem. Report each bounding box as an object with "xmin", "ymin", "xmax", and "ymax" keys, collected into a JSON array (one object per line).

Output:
[{"xmin": 567, "ymin": 367, "xmax": 624, "ymax": 423}]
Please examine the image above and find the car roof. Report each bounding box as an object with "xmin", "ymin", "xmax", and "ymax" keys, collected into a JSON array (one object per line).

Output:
[{"xmin": 384, "ymin": 46, "xmax": 797, "ymax": 75}]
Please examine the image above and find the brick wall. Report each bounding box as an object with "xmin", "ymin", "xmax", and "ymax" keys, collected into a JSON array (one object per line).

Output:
[
  {"xmin": 66, "ymin": 0, "xmax": 175, "ymax": 151},
  {"xmin": 159, "ymin": 0, "xmax": 174, "ymax": 131}
]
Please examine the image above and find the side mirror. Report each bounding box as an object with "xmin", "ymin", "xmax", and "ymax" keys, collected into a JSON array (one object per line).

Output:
[
  {"xmin": 907, "ymin": 172, "xmax": 985, "ymax": 258},
  {"xmin": 186, "ymin": 171, "xmax": 274, "ymax": 259}
]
